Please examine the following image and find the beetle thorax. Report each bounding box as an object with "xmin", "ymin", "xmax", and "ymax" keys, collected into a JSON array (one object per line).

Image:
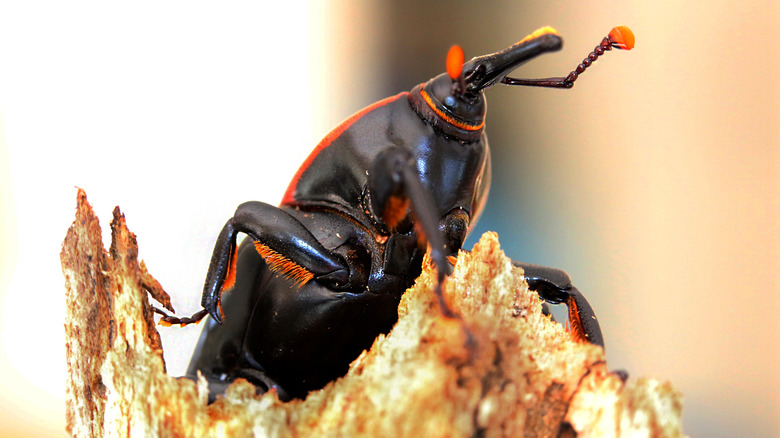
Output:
[{"xmin": 409, "ymin": 73, "xmax": 486, "ymax": 143}]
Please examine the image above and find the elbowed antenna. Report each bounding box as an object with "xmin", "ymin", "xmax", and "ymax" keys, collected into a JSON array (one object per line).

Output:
[{"xmin": 501, "ymin": 25, "xmax": 635, "ymax": 89}]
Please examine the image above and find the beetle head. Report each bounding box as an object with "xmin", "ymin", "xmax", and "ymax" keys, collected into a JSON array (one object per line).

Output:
[{"xmin": 410, "ymin": 27, "xmax": 563, "ymax": 142}]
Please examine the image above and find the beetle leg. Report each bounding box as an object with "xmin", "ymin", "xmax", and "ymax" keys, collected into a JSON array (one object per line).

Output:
[
  {"xmin": 512, "ymin": 261, "xmax": 604, "ymax": 348},
  {"xmin": 233, "ymin": 367, "xmax": 291, "ymax": 402},
  {"xmin": 155, "ymin": 307, "xmax": 209, "ymax": 326},
  {"xmin": 182, "ymin": 366, "xmax": 290, "ymax": 403},
  {"xmin": 161, "ymin": 202, "xmax": 350, "ymax": 325},
  {"xmin": 367, "ymin": 147, "xmax": 454, "ymax": 316},
  {"xmin": 516, "ymin": 262, "xmax": 630, "ymax": 379}
]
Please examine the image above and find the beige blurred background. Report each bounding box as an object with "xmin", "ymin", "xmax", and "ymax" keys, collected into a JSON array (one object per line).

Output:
[{"xmin": 1, "ymin": 1, "xmax": 777, "ymax": 436}]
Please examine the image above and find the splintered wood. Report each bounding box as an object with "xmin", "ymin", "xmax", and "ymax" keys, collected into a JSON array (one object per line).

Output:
[{"xmin": 62, "ymin": 190, "xmax": 685, "ymax": 437}]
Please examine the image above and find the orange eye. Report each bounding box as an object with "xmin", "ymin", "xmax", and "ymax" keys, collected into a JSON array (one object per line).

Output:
[
  {"xmin": 608, "ymin": 25, "xmax": 635, "ymax": 50},
  {"xmin": 446, "ymin": 45, "xmax": 464, "ymax": 80}
]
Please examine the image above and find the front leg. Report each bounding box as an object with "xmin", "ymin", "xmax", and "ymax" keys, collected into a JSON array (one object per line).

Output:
[
  {"xmin": 513, "ymin": 262, "xmax": 604, "ymax": 347},
  {"xmin": 161, "ymin": 201, "xmax": 349, "ymax": 325},
  {"xmin": 367, "ymin": 147, "xmax": 454, "ymax": 316}
]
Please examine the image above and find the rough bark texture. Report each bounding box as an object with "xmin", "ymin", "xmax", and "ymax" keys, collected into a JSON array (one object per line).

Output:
[{"xmin": 63, "ymin": 190, "xmax": 686, "ymax": 437}]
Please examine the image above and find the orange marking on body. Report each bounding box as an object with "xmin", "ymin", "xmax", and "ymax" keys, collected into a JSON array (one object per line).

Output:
[
  {"xmin": 420, "ymin": 89, "xmax": 485, "ymax": 131},
  {"xmin": 567, "ymin": 296, "xmax": 588, "ymax": 343},
  {"xmin": 281, "ymin": 92, "xmax": 409, "ymax": 205},
  {"xmin": 413, "ymin": 221, "xmax": 428, "ymax": 248},
  {"xmin": 608, "ymin": 25, "xmax": 635, "ymax": 50},
  {"xmin": 253, "ymin": 241, "xmax": 315, "ymax": 287},
  {"xmin": 382, "ymin": 195, "xmax": 410, "ymax": 230},
  {"xmin": 221, "ymin": 243, "xmax": 239, "ymax": 292},
  {"xmin": 446, "ymin": 45, "xmax": 464, "ymax": 80},
  {"xmin": 517, "ymin": 26, "xmax": 559, "ymax": 45}
]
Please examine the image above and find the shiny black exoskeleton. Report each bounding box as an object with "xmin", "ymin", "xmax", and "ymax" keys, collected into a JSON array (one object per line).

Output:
[{"xmin": 160, "ymin": 26, "xmax": 635, "ymax": 401}]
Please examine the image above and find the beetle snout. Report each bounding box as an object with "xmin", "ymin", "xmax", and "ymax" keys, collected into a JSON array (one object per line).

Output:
[{"xmin": 463, "ymin": 31, "xmax": 563, "ymax": 93}]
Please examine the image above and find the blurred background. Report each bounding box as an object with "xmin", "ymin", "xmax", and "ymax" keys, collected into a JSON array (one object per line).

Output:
[{"xmin": 1, "ymin": 1, "xmax": 777, "ymax": 436}]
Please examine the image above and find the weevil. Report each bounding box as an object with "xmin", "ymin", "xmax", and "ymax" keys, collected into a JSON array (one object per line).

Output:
[{"xmin": 159, "ymin": 26, "xmax": 635, "ymax": 401}]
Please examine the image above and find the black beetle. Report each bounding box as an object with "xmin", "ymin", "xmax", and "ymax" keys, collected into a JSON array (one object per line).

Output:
[{"xmin": 159, "ymin": 26, "xmax": 635, "ymax": 401}]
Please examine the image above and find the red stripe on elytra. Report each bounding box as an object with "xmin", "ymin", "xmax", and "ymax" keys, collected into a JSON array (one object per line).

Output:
[{"xmin": 281, "ymin": 92, "xmax": 409, "ymax": 205}]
